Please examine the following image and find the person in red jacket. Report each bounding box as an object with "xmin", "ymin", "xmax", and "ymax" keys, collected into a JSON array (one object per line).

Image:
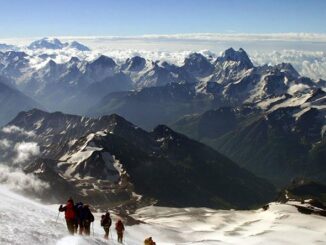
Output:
[
  {"xmin": 59, "ymin": 198, "xmax": 76, "ymax": 235},
  {"xmin": 115, "ymin": 219, "xmax": 125, "ymax": 243}
]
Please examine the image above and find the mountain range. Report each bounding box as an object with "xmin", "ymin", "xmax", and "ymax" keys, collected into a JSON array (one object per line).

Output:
[
  {"xmin": 1, "ymin": 43, "xmax": 324, "ymax": 127},
  {"xmin": 0, "ymin": 109, "xmax": 276, "ymax": 209},
  {"xmin": 0, "ymin": 38, "xmax": 325, "ymax": 201}
]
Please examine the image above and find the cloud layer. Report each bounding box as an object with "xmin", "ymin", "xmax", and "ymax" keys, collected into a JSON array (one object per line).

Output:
[
  {"xmin": 2, "ymin": 125, "xmax": 36, "ymax": 137},
  {"xmin": 13, "ymin": 142, "xmax": 40, "ymax": 165},
  {"xmin": 0, "ymin": 127, "xmax": 47, "ymax": 195},
  {"xmin": 1, "ymin": 33, "xmax": 326, "ymax": 80},
  {"xmin": 0, "ymin": 164, "xmax": 49, "ymax": 194}
]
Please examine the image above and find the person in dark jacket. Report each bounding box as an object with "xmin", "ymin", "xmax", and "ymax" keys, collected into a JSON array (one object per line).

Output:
[
  {"xmin": 75, "ymin": 202, "xmax": 85, "ymax": 235},
  {"xmin": 82, "ymin": 204, "xmax": 94, "ymax": 236},
  {"xmin": 101, "ymin": 212, "xmax": 112, "ymax": 240},
  {"xmin": 115, "ymin": 219, "xmax": 125, "ymax": 243},
  {"xmin": 59, "ymin": 198, "xmax": 76, "ymax": 235}
]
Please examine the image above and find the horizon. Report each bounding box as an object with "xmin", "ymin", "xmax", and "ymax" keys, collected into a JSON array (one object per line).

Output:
[{"xmin": 1, "ymin": 32, "xmax": 326, "ymax": 81}]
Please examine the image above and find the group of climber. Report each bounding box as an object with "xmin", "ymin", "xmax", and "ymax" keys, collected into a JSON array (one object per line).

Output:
[
  {"xmin": 58, "ymin": 198, "xmax": 125, "ymax": 243},
  {"xmin": 58, "ymin": 198, "xmax": 95, "ymax": 236},
  {"xmin": 100, "ymin": 211, "xmax": 125, "ymax": 243}
]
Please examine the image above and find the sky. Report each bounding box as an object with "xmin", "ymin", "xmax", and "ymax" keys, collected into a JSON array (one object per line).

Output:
[{"xmin": 0, "ymin": 0, "xmax": 325, "ymax": 37}]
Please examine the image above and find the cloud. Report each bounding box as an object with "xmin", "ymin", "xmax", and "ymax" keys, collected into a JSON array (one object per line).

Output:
[
  {"xmin": 55, "ymin": 33, "xmax": 326, "ymax": 42},
  {"xmin": 2, "ymin": 125, "xmax": 36, "ymax": 137},
  {"xmin": 0, "ymin": 138, "xmax": 47, "ymax": 196},
  {"xmin": 0, "ymin": 139, "xmax": 11, "ymax": 150},
  {"xmin": 0, "ymin": 164, "xmax": 49, "ymax": 194},
  {"xmin": 2, "ymin": 33, "xmax": 326, "ymax": 46},
  {"xmin": 250, "ymin": 50, "xmax": 326, "ymax": 81},
  {"xmin": 13, "ymin": 142, "xmax": 40, "ymax": 165}
]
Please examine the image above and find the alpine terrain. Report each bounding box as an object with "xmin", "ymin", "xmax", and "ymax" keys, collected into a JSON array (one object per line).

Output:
[
  {"xmin": 0, "ymin": 109, "xmax": 275, "ymax": 210},
  {"xmin": 0, "ymin": 31, "xmax": 325, "ymax": 245}
]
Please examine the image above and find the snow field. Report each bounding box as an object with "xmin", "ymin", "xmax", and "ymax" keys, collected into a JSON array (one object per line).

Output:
[{"xmin": 1, "ymin": 185, "xmax": 326, "ymax": 245}]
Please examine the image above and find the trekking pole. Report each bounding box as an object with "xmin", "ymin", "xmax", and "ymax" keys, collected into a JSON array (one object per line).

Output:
[
  {"xmin": 92, "ymin": 222, "xmax": 94, "ymax": 237},
  {"xmin": 55, "ymin": 211, "xmax": 60, "ymax": 224},
  {"xmin": 109, "ymin": 228, "xmax": 113, "ymax": 240}
]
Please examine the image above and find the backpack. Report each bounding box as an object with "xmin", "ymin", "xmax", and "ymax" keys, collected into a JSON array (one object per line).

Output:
[
  {"xmin": 101, "ymin": 214, "xmax": 112, "ymax": 228},
  {"xmin": 75, "ymin": 202, "xmax": 84, "ymax": 220},
  {"xmin": 84, "ymin": 206, "xmax": 94, "ymax": 222},
  {"xmin": 116, "ymin": 221, "xmax": 124, "ymax": 233},
  {"xmin": 65, "ymin": 202, "xmax": 76, "ymax": 220}
]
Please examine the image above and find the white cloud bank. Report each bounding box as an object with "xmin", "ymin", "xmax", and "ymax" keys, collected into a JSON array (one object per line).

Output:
[
  {"xmin": 0, "ymin": 164, "xmax": 49, "ymax": 194},
  {"xmin": 2, "ymin": 125, "xmax": 36, "ymax": 137},
  {"xmin": 0, "ymin": 139, "xmax": 11, "ymax": 150},
  {"xmin": 0, "ymin": 138, "xmax": 48, "ymax": 195},
  {"xmin": 13, "ymin": 142, "xmax": 40, "ymax": 164},
  {"xmin": 251, "ymin": 50, "xmax": 326, "ymax": 81}
]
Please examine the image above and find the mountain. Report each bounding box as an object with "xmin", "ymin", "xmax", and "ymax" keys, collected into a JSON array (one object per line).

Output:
[
  {"xmin": 0, "ymin": 51, "xmax": 31, "ymax": 82},
  {"xmin": 88, "ymin": 82, "xmax": 217, "ymax": 129},
  {"xmin": 0, "ymin": 43, "xmax": 17, "ymax": 52},
  {"xmin": 89, "ymin": 48, "xmax": 325, "ymax": 130},
  {"xmin": 67, "ymin": 41, "xmax": 91, "ymax": 51},
  {"xmin": 171, "ymin": 88, "xmax": 326, "ymax": 187},
  {"xmin": 0, "ymin": 78, "xmax": 41, "ymax": 125},
  {"xmin": 0, "ymin": 109, "xmax": 276, "ymax": 209},
  {"xmin": 28, "ymin": 38, "xmax": 65, "ymax": 50},
  {"xmin": 27, "ymin": 37, "xmax": 90, "ymax": 51},
  {"xmin": 182, "ymin": 52, "xmax": 215, "ymax": 78},
  {"xmin": 1, "ymin": 47, "xmax": 324, "ymax": 120}
]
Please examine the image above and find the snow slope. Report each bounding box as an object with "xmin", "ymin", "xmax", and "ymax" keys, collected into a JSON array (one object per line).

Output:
[{"xmin": 1, "ymin": 185, "xmax": 326, "ymax": 245}]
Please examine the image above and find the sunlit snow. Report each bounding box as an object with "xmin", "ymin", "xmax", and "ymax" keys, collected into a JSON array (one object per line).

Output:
[{"xmin": 1, "ymin": 185, "xmax": 326, "ymax": 245}]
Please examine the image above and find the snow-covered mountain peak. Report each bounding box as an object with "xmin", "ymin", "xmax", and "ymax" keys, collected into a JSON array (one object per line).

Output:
[
  {"xmin": 122, "ymin": 56, "xmax": 147, "ymax": 72},
  {"xmin": 0, "ymin": 43, "xmax": 18, "ymax": 52},
  {"xmin": 217, "ymin": 47, "xmax": 253, "ymax": 68},
  {"xmin": 183, "ymin": 52, "xmax": 214, "ymax": 77},
  {"xmin": 0, "ymin": 51, "xmax": 28, "ymax": 64},
  {"xmin": 89, "ymin": 55, "xmax": 116, "ymax": 68},
  {"xmin": 27, "ymin": 38, "xmax": 90, "ymax": 51},
  {"xmin": 67, "ymin": 41, "xmax": 91, "ymax": 51},
  {"xmin": 185, "ymin": 52, "xmax": 208, "ymax": 63},
  {"xmin": 28, "ymin": 37, "xmax": 65, "ymax": 50}
]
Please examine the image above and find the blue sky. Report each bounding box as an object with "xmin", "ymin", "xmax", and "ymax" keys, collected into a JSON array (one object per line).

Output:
[{"xmin": 0, "ymin": 0, "xmax": 325, "ymax": 37}]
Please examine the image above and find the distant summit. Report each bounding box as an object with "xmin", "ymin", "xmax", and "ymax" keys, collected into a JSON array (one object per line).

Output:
[
  {"xmin": 28, "ymin": 37, "xmax": 90, "ymax": 51},
  {"xmin": 216, "ymin": 47, "xmax": 253, "ymax": 68},
  {"xmin": 28, "ymin": 38, "xmax": 64, "ymax": 50},
  {"xmin": 0, "ymin": 43, "xmax": 18, "ymax": 52},
  {"xmin": 67, "ymin": 41, "xmax": 90, "ymax": 51}
]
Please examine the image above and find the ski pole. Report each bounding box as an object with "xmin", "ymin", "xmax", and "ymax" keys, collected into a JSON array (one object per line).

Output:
[
  {"xmin": 55, "ymin": 211, "xmax": 60, "ymax": 224},
  {"xmin": 92, "ymin": 222, "xmax": 94, "ymax": 237},
  {"xmin": 109, "ymin": 228, "xmax": 113, "ymax": 240}
]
